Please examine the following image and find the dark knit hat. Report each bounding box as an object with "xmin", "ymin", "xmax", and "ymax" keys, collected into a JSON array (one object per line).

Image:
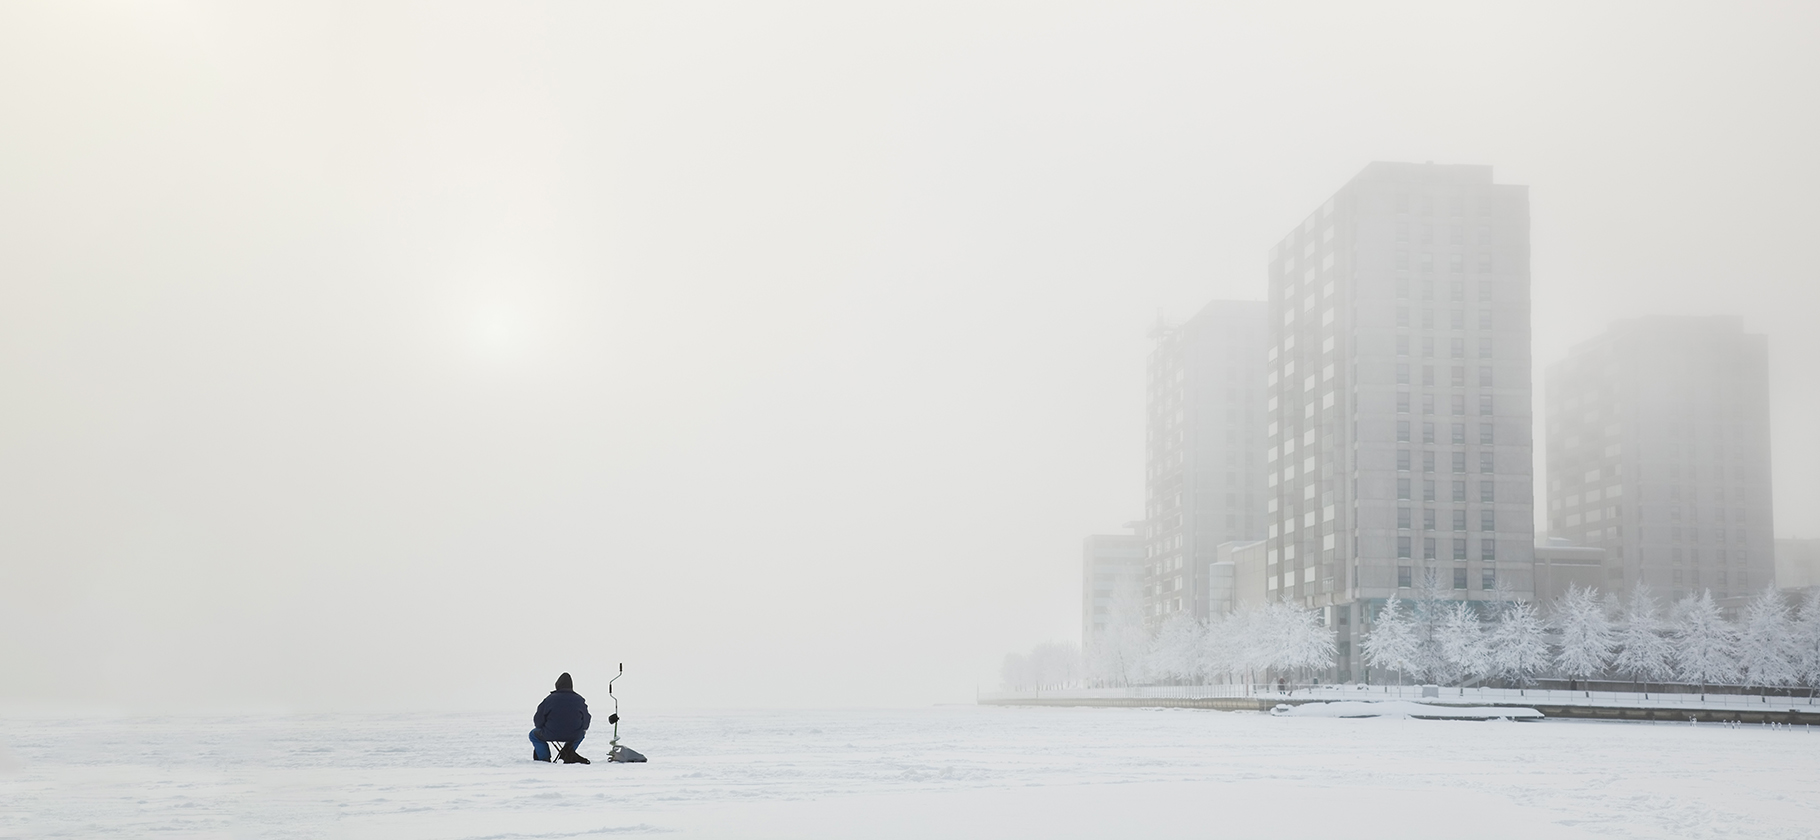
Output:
[{"xmin": 555, "ymin": 672, "xmax": 573, "ymax": 691}]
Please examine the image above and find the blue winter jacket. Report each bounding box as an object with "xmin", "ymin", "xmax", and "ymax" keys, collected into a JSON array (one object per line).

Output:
[{"xmin": 534, "ymin": 690, "xmax": 592, "ymax": 740}]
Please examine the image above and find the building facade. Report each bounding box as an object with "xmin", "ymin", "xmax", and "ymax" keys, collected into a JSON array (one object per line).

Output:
[
  {"xmin": 1544, "ymin": 316, "xmax": 1774, "ymax": 601},
  {"xmin": 1081, "ymin": 530, "xmax": 1145, "ymax": 647},
  {"xmin": 1778, "ymin": 538, "xmax": 1820, "ymax": 591},
  {"xmin": 1143, "ymin": 301, "xmax": 1268, "ymax": 622},
  {"xmin": 1264, "ymin": 162, "xmax": 1536, "ymax": 682}
]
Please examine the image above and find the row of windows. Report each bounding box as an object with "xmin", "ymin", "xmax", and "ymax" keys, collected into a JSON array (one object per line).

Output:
[
  {"xmin": 1645, "ymin": 527, "xmax": 1750, "ymax": 544},
  {"xmin": 1398, "ymin": 538, "xmax": 1497, "ymax": 561},
  {"xmin": 1396, "ymin": 224, "xmax": 1491, "ymax": 247},
  {"xmin": 1397, "ymin": 368, "xmax": 1494, "ymax": 391},
  {"xmin": 1396, "ymin": 565, "xmax": 1495, "ymax": 589},
  {"xmin": 1399, "ymin": 415, "xmax": 1494, "ymax": 440},
  {"xmin": 1401, "ymin": 507, "xmax": 1496, "ymax": 532},
  {"xmin": 1397, "ymin": 308, "xmax": 1492, "ymax": 329},
  {"xmin": 1655, "ymin": 547, "xmax": 1751, "ymax": 564},
  {"xmin": 1396, "ymin": 421, "xmax": 1495, "ymax": 445},
  {"xmin": 1398, "ymin": 449, "xmax": 1495, "ymax": 474},
  {"xmin": 1395, "ymin": 252, "xmax": 1493, "ymax": 273},
  {"xmin": 1399, "ymin": 335, "xmax": 1491, "ymax": 359},
  {"xmin": 1397, "ymin": 479, "xmax": 1495, "ymax": 503}
]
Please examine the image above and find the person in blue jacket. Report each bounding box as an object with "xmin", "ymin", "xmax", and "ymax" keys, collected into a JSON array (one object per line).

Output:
[{"xmin": 530, "ymin": 672, "xmax": 611, "ymax": 763}]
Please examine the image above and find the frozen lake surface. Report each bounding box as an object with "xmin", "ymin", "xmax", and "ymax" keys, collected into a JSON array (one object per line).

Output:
[{"xmin": 3, "ymin": 705, "xmax": 1817, "ymax": 839}]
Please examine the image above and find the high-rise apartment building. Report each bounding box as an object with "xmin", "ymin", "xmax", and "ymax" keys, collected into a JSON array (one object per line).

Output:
[
  {"xmin": 1265, "ymin": 162, "xmax": 1535, "ymax": 681},
  {"xmin": 1144, "ymin": 300, "xmax": 1268, "ymax": 622},
  {"xmin": 1544, "ymin": 316, "xmax": 1774, "ymax": 600},
  {"xmin": 1082, "ymin": 530, "xmax": 1144, "ymax": 646}
]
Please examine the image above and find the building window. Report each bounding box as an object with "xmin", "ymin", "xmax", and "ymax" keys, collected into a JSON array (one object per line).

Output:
[
  {"xmin": 1398, "ymin": 450, "xmax": 1412, "ymax": 471},
  {"xmin": 1423, "ymin": 365, "xmax": 1435, "ymax": 386},
  {"xmin": 1397, "ymin": 421, "xmax": 1411, "ymax": 442},
  {"xmin": 1398, "ymin": 538, "xmax": 1412, "ymax": 560},
  {"xmin": 1480, "ymin": 481, "xmax": 1495, "ymax": 503},
  {"xmin": 1418, "ymin": 336, "xmax": 1430, "ymax": 357},
  {"xmin": 1452, "ymin": 423, "xmax": 1465, "ymax": 444},
  {"xmin": 1423, "ymin": 422, "xmax": 1435, "ymax": 444},
  {"xmin": 1451, "ymin": 394, "xmax": 1466, "ymax": 415},
  {"xmin": 1399, "ymin": 507, "xmax": 1412, "ymax": 529},
  {"xmin": 1481, "ymin": 510, "xmax": 1495, "ymax": 531},
  {"xmin": 1423, "ymin": 451, "xmax": 1436, "ymax": 473},
  {"xmin": 1398, "ymin": 392, "xmax": 1411, "ymax": 413},
  {"xmin": 1479, "ymin": 394, "xmax": 1493, "ymax": 416},
  {"xmin": 1480, "ymin": 451, "xmax": 1494, "ymax": 473},
  {"xmin": 1478, "ymin": 254, "xmax": 1492, "ymax": 273},
  {"xmin": 1397, "ymin": 363, "xmax": 1410, "ymax": 384},
  {"xmin": 1423, "ymin": 394, "xmax": 1435, "ymax": 415},
  {"xmin": 1450, "ymin": 309, "xmax": 1465, "ymax": 329},
  {"xmin": 1452, "ymin": 452, "xmax": 1466, "ymax": 473},
  {"xmin": 1450, "ymin": 338, "xmax": 1464, "ymax": 358},
  {"xmin": 1451, "ymin": 366, "xmax": 1465, "ymax": 387},
  {"xmin": 1425, "ymin": 537, "xmax": 1437, "ymax": 559},
  {"xmin": 1398, "ymin": 564, "xmax": 1413, "ymax": 585},
  {"xmin": 1397, "ymin": 307, "xmax": 1410, "ymax": 327},
  {"xmin": 1424, "ymin": 509, "xmax": 1437, "ymax": 530},
  {"xmin": 1481, "ymin": 538, "xmax": 1496, "ymax": 560},
  {"xmin": 1421, "ymin": 253, "xmax": 1434, "ymax": 273},
  {"xmin": 1453, "ymin": 509, "xmax": 1467, "ymax": 531},
  {"xmin": 1450, "ymin": 280, "xmax": 1464, "ymax": 301},
  {"xmin": 1478, "ymin": 309, "xmax": 1493, "ymax": 329},
  {"xmin": 1453, "ymin": 481, "xmax": 1466, "ymax": 502},
  {"xmin": 1424, "ymin": 480, "xmax": 1437, "ymax": 502},
  {"xmin": 1422, "ymin": 309, "xmax": 1434, "ymax": 329},
  {"xmin": 1482, "ymin": 568, "xmax": 1496, "ymax": 589},
  {"xmin": 1397, "ymin": 335, "xmax": 1409, "ymax": 355},
  {"xmin": 1480, "ymin": 424, "xmax": 1494, "ymax": 445},
  {"xmin": 1479, "ymin": 337, "xmax": 1492, "ymax": 359},
  {"xmin": 1479, "ymin": 366, "xmax": 1493, "ymax": 387},
  {"xmin": 1398, "ymin": 478, "xmax": 1411, "ymax": 500},
  {"xmin": 1454, "ymin": 539, "xmax": 1468, "ymax": 560},
  {"xmin": 1477, "ymin": 279, "xmax": 1491, "ymax": 300}
]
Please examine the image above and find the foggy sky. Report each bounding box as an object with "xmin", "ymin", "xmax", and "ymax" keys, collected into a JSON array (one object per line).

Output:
[{"xmin": 3, "ymin": 1, "xmax": 1818, "ymax": 712}]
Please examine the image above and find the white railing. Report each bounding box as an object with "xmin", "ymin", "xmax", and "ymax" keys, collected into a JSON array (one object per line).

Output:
[{"xmin": 981, "ymin": 683, "xmax": 1820, "ymax": 713}]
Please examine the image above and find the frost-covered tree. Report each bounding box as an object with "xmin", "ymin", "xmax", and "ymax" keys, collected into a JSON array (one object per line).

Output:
[
  {"xmin": 1201, "ymin": 610, "xmax": 1244, "ymax": 683},
  {"xmin": 1362, "ymin": 596, "xmax": 1419, "ymax": 684},
  {"xmin": 1147, "ymin": 612, "xmax": 1206, "ymax": 684},
  {"xmin": 1490, "ymin": 597, "xmax": 1552, "ymax": 687},
  {"xmin": 1002, "ymin": 642, "xmax": 1081, "ymax": 690},
  {"xmin": 1437, "ymin": 601, "xmax": 1489, "ymax": 685},
  {"xmin": 1085, "ymin": 578, "xmax": 1149, "ymax": 686},
  {"xmin": 1612, "ymin": 584, "xmax": 1676, "ymax": 691},
  {"xmin": 1552, "ymin": 585, "xmax": 1617, "ymax": 686},
  {"xmin": 1795, "ymin": 588, "xmax": 1820, "ymax": 695},
  {"xmin": 1672, "ymin": 591, "xmax": 1740, "ymax": 693},
  {"xmin": 1404, "ymin": 567, "xmax": 1454, "ymax": 683},
  {"xmin": 1278, "ymin": 602, "xmax": 1338, "ymax": 682},
  {"xmin": 1029, "ymin": 642, "xmax": 1082, "ymax": 688},
  {"xmin": 1737, "ymin": 585, "xmax": 1798, "ymax": 691},
  {"xmin": 1000, "ymin": 652, "xmax": 1032, "ymax": 690}
]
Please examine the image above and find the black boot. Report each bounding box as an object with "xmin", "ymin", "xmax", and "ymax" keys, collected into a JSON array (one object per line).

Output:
[{"xmin": 558, "ymin": 746, "xmax": 591, "ymax": 764}]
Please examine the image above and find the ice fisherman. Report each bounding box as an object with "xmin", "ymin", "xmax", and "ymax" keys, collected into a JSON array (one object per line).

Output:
[{"xmin": 530, "ymin": 672, "xmax": 614, "ymax": 764}]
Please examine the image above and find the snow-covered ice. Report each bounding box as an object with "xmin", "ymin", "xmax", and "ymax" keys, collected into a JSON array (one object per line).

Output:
[{"xmin": 3, "ymin": 706, "xmax": 1817, "ymax": 839}]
